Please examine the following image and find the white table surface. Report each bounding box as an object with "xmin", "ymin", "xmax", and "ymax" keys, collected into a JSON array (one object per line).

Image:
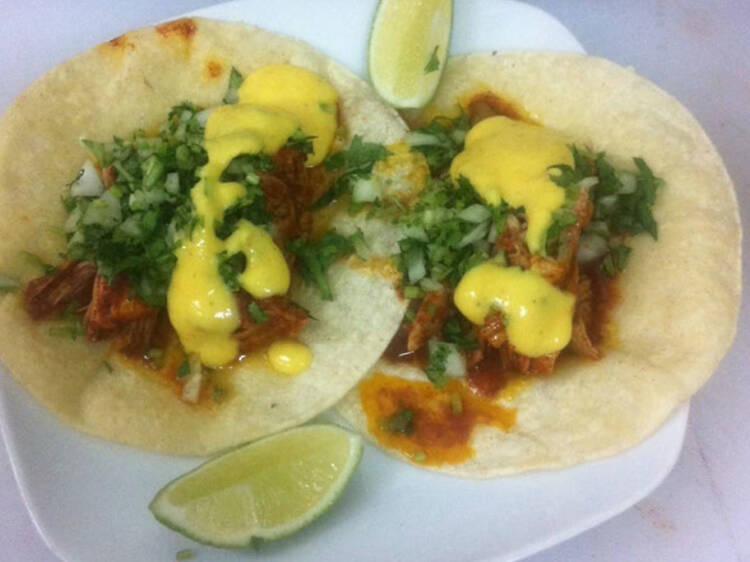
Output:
[{"xmin": 1, "ymin": 1, "xmax": 748, "ymax": 561}]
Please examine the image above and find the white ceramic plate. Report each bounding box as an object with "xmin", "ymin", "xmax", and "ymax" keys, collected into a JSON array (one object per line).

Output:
[{"xmin": 0, "ymin": 1, "xmax": 689, "ymax": 561}]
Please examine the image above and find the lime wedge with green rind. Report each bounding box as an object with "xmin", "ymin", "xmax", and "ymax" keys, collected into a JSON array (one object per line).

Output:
[
  {"xmin": 369, "ymin": 0, "xmax": 453, "ymax": 108},
  {"xmin": 149, "ymin": 425, "xmax": 363, "ymax": 547}
]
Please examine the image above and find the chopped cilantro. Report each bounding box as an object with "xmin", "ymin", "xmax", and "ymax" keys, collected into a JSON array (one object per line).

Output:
[
  {"xmin": 177, "ymin": 356, "xmax": 190, "ymax": 378},
  {"xmin": 548, "ymin": 145, "xmax": 662, "ymax": 266},
  {"xmin": 102, "ymin": 361, "xmax": 113, "ymax": 373},
  {"xmin": 285, "ymin": 129, "xmax": 315, "ymax": 156},
  {"xmin": 47, "ymin": 311, "xmax": 84, "ymax": 340},
  {"xmin": 214, "ymin": 185, "xmax": 270, "ymax": 240},
  {"xmin": 425, "ymin": 341, "xmax": 451, "ymax": 387},
  {"xmin": 212, "ymin": 386, "xmax": 226, "ymax": 402},
  {"xmin": 67, "ymin": 103, "xmax": 207, "ymax": 307},
  {"xmin": 219, "ymin": 153, "xmax": 273, "ymax": 184},
  {"xmin": 247, "ymin": 301, "xmax": 268, "ymax": 324},
  {"xmin": 402, "ymin": 285, "xmax": 424, "ymax": 300},
  {"xmin": 217, "ymin": 251, "xmax": 245, "ymax": 292},
  {"xmin": 380, "ymin": 408, "xmax": 415, "ymax": 435},
  {"xmin": 406, "ymin": 114, "xmax": 469, "ymax": 176},
  {"xmin": 424, "ymin": 45, "xmax": 440, "ymax": 73},
  {"xmin": 600, "ymin": 244, "xmax": 631, "ymax": 277},
  {"xmin": 394, "ymin": 177, "xmax": 501, "ymax": 291},
  {"xmin": 287, "ymin": 232, "xmax": 356, "ymax": 301},
  {"xmin": 315, "ymin": 136, "xmax": 390, "ymax": 207},
  {"xmin": 442, "ymin": 315, "xmax": 478, "ymax": 350},
  {"xmin": 222, "ymin": 67, "xmax": 244, "ymax": 104}
]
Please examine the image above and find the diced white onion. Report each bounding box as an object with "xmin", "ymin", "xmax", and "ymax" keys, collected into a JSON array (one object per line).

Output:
[
  {"xmin": 458, "ymin": 204, "xmax": 491, "ymax": 223},
  {"xmin": 576, "ymin": 176, "xmax": 599, "ymax": 191},
  {"xmin": 181, "ymin": 355, "xmax": 203, "ymax": 403},
  {"xmin": 351, "ymin": 177, "xmax": 382, "ymax": 203},
  {"xmin": 407, "ymin": 253, "xmax": 426, "ymax": 283},
  {"xmin": 70, "ymin": 160, "xmax": 104, "ymax": 198},
  {"xmin": 195, "ymin": 107, "xmax": 215, "ymax": 126},
  {"xmin": 587, "ymin": 220, "xmax": 610, "ymax": 237},
  {"xmin": 598, "ymin": 195, "xmax": 618, "ymax": 209},
  {"xmin": 83, "ymin": 191, "xmax": 121, "ymax": 227},
  {"xmin": 577, "ymin": 233, "xmax": 609, "ymax": 263},
  {"xmin": 506, "ymin": 214, "xmax": 521, "ymax": 231},
  {"xmin": 458, "ymin": 221, "xmax": 489, "ymax": 248},
  {"xmin": 404, "ymin": 131, "xmax": 442, "ymax": 147},
  {"xmin": 422, "ymin": 207, "xmax": 450, "ymax": 226},
  {"xmin": 129, "ymin": 188, "xmax": 167, "ymax": 210},
  {"xmin": 116, "ymin": 215, "xmax": 143, "ymax": 239},
  {"xmin": 429, "ymin": 340, "xmax": 466, "ymax": 378},
  {"xmin": 164, "ymin": 172, "xmax": 180, "ymax": 194},
  {"xmin": 64, "ymin": 205, "xmax": 83, "ymax": 233},
  {"xmin": 450, "ymin": 128, "xmax": 466, "ymax": 144},
  {"xmin": 618, "ymin": 171, "xmax": 637, "ymax": 194},
  {"xmin": 403, "ymin": 226, "xmax": 428, "ymax": 242}
]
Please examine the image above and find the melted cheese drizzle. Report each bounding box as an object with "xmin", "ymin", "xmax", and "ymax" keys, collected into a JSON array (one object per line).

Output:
[
  {"xmin": 453, "ymin": 263, "xmax": 574, "ymax": 357},
  {"xmin": 449, "ymin": 116, "xmax": 572, "ymax": 253},
  {"xmin": 267, "ymin": 340, "xmax": 313, "ymax": 375},
  {"xmin": 167, "ymin": 65, "xmax": 338, "ymax": 367}
]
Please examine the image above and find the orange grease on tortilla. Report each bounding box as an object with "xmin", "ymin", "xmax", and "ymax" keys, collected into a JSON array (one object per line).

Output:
[
  {"xmin": 156, "ymin": 18, "xmax": 197, "ymax": 40},
  {"xmin": 360, "ymin": 372, "xmax": 515, "ymax": 465}
]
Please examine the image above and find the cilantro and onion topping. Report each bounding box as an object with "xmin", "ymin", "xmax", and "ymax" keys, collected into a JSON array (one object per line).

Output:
[
  {"xmin": 315, "ymin": 136, "xmax": 391, "ymax": 208},
  {"xmin": 63, "ymin": 103, "xmax": 207, "ymax": 306},
  {"xmin": 381, "ymin": 110, "xmax": 662, "ymax": 387}
]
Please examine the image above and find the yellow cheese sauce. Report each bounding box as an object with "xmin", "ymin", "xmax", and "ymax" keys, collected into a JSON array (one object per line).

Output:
[
  {"xmin": 167, "ymin": 65, "xmax": 337, "ymax": 367},
  {"xmin": 453, "ymin": 262, "xmax": 575, "ymax": 357},
  {"xmin": 267, "ymin": 340, "xmax": 313, "ymax": 375},
  {"xmin": 449, "ymin": 116, "xmax": 572, "ymax": 253},
  {"xmin": 238, "ymin": 65, "xmax": 338, "ymax": 166}
]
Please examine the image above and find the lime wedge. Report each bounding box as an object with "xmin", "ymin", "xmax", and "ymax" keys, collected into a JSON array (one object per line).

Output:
[
  {"xmin": 149, "ymin": 425, "xmax": 363, "ymax": 547},
  {"xmin": 369, "ymin": 0, "xmax": 453, "ymax": 108}
]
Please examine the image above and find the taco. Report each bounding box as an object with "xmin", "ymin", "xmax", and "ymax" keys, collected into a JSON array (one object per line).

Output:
[
  {"xmin": 336, "ymin": 52, "xmax": 741, "ymax": 476},
  {"xmin": 0, "ymin": 18, "xmax": 410, "ymax": 455}
]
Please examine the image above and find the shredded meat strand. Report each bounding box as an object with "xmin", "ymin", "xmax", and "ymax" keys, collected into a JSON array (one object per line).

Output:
[
  {"xmin": 259, "ymin": 174, "xmax": 301, "ymax": 247},
  {"xmin": 84, "ymin": 274, "xmax": 156, "ymax": 342},
  {"xmin": 406, "ymin": 290, "xmax": 449, "ymax": 352},
  {"xmin": 569, "ymin": 273, "xmax": 601, "ymax": 359},
  {"xmin": 23, "ymin": 260, "xmax": 97, "ymax": 320},
  {"xmin": 478, "ymin": 312, "xmax": 508, "ymax": 350},
  {"xmin": 271, "ymin": 147, "xmax": 333, "ymax": 208},
  {"xmin": 113, "ymin": 312, "xmax": 160, "ymax": 357},
  {"xmin": 234, "ymin": 293, "xmax": 308, "ymax": 353}
]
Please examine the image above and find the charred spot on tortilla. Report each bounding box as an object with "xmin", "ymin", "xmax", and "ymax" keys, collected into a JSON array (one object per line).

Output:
[
  {"xmin": 204, "ymin": 59, "xmax": 224, "ymax": 80},
  {"xmin": 106, "ymin": 34, "xmax": 134, "ymax": 50},
  {"xmin": 156, "ymin": 18, "xmax": 197, "ymax": 40}
]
